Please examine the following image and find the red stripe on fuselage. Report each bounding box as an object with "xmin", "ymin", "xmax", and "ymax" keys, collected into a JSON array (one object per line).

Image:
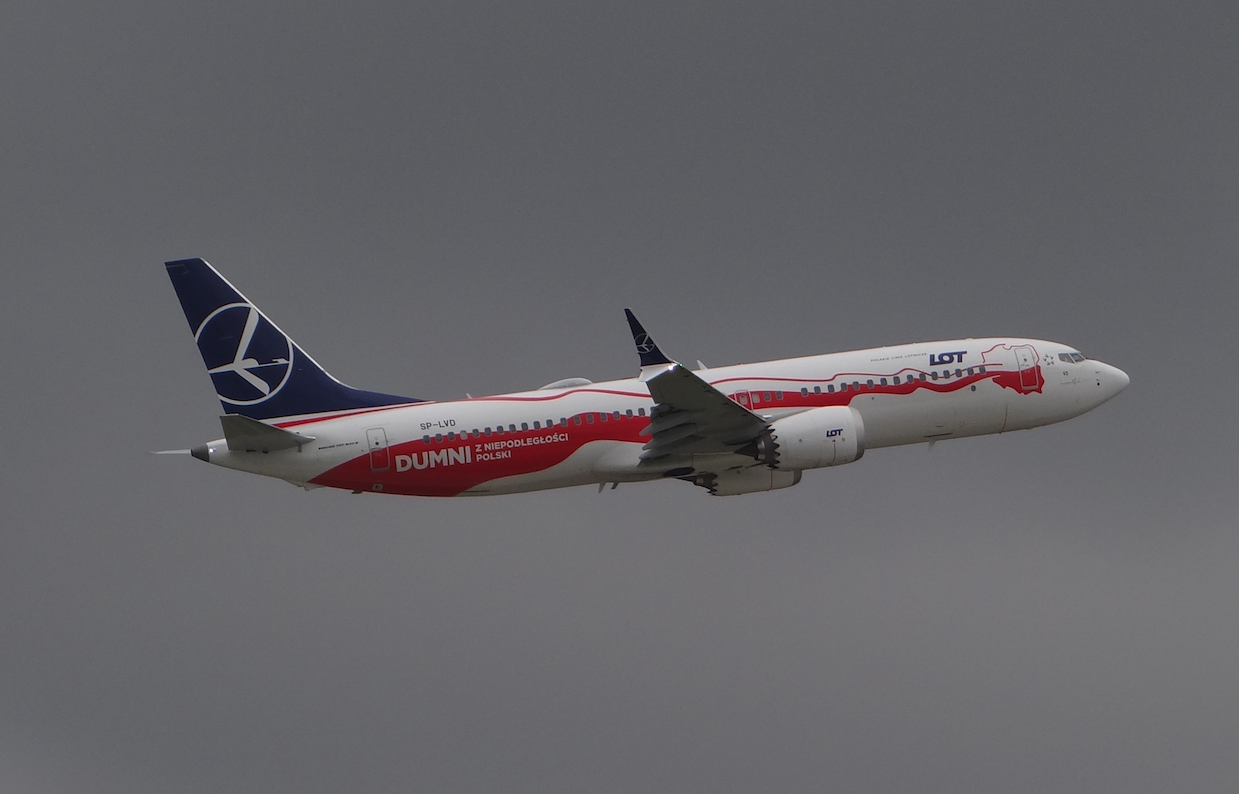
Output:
[
  {"xmin": 309, "ymin": 413, "xmax": 648, "ymax": 497},
  {"xmin": 721, "ymin": 365, "xmax": 1042, "ymax": 411}
]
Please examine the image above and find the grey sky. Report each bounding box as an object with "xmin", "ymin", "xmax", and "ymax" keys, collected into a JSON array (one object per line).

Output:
[{"xmin": 2, "ymin": 1, "xmax": 1237, "ymax": 792}]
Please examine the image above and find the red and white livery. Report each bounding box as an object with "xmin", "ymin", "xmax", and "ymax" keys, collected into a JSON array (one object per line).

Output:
[{"xmin": 162, "ymin": 259, "xmax": 1129, "ymax": 497}]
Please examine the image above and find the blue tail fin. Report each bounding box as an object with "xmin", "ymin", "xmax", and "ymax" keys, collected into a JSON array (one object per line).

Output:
[{"xmin": 165, "ymin": 258, "xmax": 420, "ymax": 421}]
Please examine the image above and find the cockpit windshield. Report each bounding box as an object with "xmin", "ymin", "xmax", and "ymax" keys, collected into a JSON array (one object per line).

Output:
[{"xmin": 1058, "ymin": 352, "xmax": 1086, "ymax": 363}]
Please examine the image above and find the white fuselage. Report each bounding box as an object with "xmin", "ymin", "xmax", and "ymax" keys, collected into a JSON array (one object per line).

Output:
[{"xmin": 193, "ymin": 337, "xmax": 1128, "ymax": 497}]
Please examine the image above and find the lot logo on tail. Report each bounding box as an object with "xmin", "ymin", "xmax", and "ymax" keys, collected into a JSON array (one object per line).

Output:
[{"xmin": 195, "ymin": 303, "xmax": 292, "ymax": 404}]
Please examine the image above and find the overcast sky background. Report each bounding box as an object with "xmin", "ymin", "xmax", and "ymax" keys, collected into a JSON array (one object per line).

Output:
[{"xmin": 2, "ymin": 2, "xmax": 1238, "ymax": 792}]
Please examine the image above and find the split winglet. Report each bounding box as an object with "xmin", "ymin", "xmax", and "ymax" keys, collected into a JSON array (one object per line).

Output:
[{"xmin": 624, "ymin": 309, "xmax": 674, "ymax": 368}]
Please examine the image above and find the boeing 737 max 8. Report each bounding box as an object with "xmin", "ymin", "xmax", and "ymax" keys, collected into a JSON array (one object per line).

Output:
[{"xmin": 161, "ymin": 259, "xmax": 1128, "ymax": 496}]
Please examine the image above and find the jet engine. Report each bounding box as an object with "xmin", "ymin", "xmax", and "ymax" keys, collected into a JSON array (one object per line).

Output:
[
  {"xmin": 737, "ymin": 405, "xmax": 866, "ymax": 471},
  {"xmin": 685, "ymin": 466, "xmax": 802, "ymax": 496}
]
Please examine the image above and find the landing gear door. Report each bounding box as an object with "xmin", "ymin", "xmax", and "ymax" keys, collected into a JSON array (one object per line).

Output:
[{"xmin": 366, "ymin": 428, "xmax": 390, "ymax": 471}]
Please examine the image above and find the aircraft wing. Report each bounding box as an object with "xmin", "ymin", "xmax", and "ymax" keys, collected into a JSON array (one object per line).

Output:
[{"xmin": 639, "ymin": 363, "xmax": 769, "ymax": 460}]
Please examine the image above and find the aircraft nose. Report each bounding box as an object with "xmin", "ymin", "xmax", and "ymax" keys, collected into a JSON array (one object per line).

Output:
[
  {"xmin": 1095, "ymin": 362, "xmax": 1130, "ymax": 403},
  {"xmin": 1111, "ymin": 365, "xmax": 1130, "ymax": 393}
]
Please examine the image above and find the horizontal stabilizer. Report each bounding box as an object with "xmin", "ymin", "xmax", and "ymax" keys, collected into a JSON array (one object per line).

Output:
[{"xmin": 220, "ymin": 414, "xmax": 316, "ymax": 453}]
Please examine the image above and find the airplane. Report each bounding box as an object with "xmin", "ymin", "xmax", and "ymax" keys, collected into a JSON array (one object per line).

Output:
[{"xmin": 160, "ymin": 258, "xmax": 1129, "ymax": 497}]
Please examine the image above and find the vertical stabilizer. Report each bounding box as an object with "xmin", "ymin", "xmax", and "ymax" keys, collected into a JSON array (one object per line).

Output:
[{"xmin": 165, "ymin": 258, "xmax": 419, "ymax": 421}]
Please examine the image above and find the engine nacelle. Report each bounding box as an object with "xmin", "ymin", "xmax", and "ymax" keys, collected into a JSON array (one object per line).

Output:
[
  {"xmin": 688, "ymin": 467, "xmax": 803, "ymax": 496},
  {"xmin": 763, "ymin": 406, "xmax": 866, "ymax": 470}
]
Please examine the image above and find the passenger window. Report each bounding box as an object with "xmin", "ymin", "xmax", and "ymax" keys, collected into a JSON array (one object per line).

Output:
[
  {"xmin": 775, "ymin": 391, "xmax": 783, "ymax": 400},
  {"xmin": 826, "ymin": 384, "xmax": 834, "ymax": 393},
  {"xmin": 521, "ymin": 422, "xmax": 529, "ymax": 431},
  {"xmin": 738, "ymin": 393, "xmax": 748, "ymax": 403},
  {"xmin": 495, "ymin": 426, "xmax": 504, "ymax": 434},
  {"xmin": 955, "ymin": 369, "xmax": 961, "ymax": 378},
  {"xmin": 560, "ymin": 418, "xmax": 568, "ymax": 426},
  {"xmin": 978, "ymin": 366, "xmax": 986, "ymax": 374},
  {"xmin": 422, "ymin": 435, "xmax": 431, "ymax": 444},
  {"xmin": 434, "ymin": 433, "xmax": 443, "ymax": 442},
  {"xmin": 447, "ymin": 432, "xmax": 455, "ymax": 441},
  {"xmin": 880, "ymin": 378, "xmax": 887, "ymax": 386},
  {"xmin": 966, "ymin": 367, "xmax": 974, "ymax": 376},
  {"xmin": 509, "ymin": 424, "xmax": 516, "ymax": 432},
  {"xmin": 600, "ymin": 412, "xmax": 608, "ymax": 422},
  {"xmin": 763, "ymin": 392, "xmax": 771, "ymax": 401},
  {"xmin": 919, "ymin": 373, "xmax": 927, "ymax": 381},
  {"xmin": 533, "ymin": 421, "xmax": 541, "ymax": 430},
  {"xmin": 930, "ymin": 372, "xmax": 938, "ymax": 381},
  {"xmin": 613, "ymin": 411, "xmax": 621, "ymax": 420},
  {"xmin": 638, "ymin": 407, "xmax": 646, "ymax": 416},
  {"xmin": 814, "ymin": 386, "xmax": 822, "ymax": 394},
  {"xmin": 801, "ymin": 387, "xmax": 808, "ymax": 396},
  {"xmin": 586, "ymin": 414, "xmax": 594, "ymax": 424},
  {"xmin": 866, "ymin": 379, "xmax": 874, "ymax": 388}
]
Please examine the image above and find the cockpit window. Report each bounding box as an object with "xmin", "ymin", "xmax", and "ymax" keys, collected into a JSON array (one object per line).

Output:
[{"xmin": 1059, "ymin": 352, "xmax": 1086, "ymax": 363}]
